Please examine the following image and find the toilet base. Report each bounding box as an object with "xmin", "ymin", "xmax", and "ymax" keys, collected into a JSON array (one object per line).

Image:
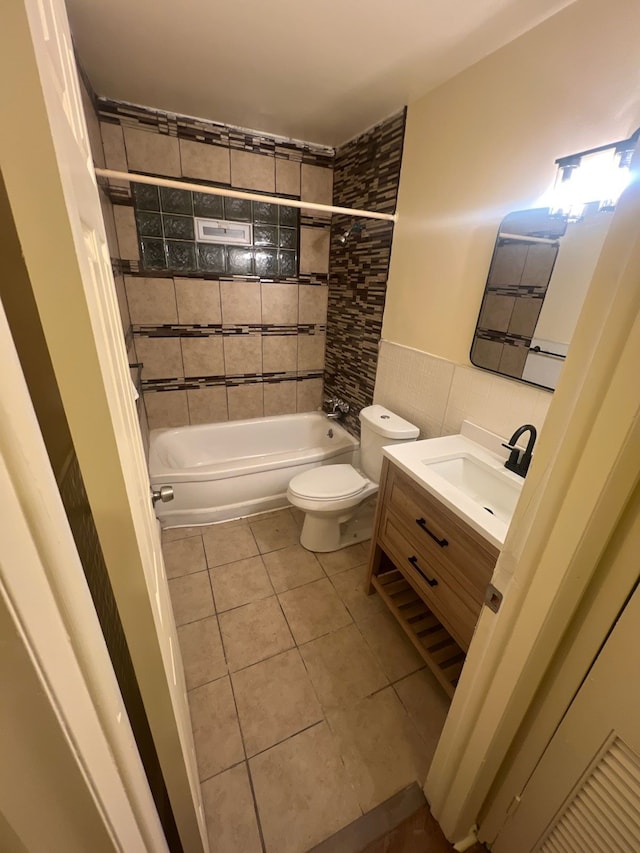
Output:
[{"xmin": 299, "ymin": 498, "xmax": 376, "ymax": 553}]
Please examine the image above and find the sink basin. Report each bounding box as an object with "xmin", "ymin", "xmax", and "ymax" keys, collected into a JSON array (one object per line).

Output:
[
  {"xmin": 382, "ymin": 428, "xmax": 525, "ymax": 547},
  {"xmin": 423, "ymin": 455, "xmax": 521, "ymax": 526}
]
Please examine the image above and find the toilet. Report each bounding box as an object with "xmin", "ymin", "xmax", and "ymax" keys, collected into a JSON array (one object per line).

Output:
[{"xmin": 287, "ymin": 404, "xmax": 419, "ymax": 552}]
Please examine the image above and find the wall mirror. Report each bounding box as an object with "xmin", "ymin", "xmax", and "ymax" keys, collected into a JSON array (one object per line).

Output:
[{"xmin": 470, "ymin": 129, "xmax": 638, "ymax": 391}]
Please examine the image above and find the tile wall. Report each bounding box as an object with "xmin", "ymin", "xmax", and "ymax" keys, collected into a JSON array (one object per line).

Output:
[
  {"xmin": 324, "ymin": 111, "xmax": 406, "ymax": 436},
  {"xmin": 96, "ymin": 98, "xmax": 335, "ymax": 431},
  {"xmin": 374, "ymin": 340, "xmax": 552, "ymax": 440}
]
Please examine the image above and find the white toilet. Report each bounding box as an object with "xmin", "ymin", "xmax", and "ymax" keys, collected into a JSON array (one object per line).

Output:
[{"xmin": 287, "ymin": 404, "xmax": 419, "ymax": 552}]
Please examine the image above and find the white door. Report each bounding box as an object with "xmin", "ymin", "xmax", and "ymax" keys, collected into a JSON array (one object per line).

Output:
[
  {"xmin": 493, "ymin": 583, "xmax": 640, "ymax": 852},
  {"xmin": 0, "ymin": 2, "xmax": 206, "ymax": 851}
]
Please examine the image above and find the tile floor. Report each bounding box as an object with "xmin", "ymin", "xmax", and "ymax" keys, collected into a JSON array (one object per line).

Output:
[{"xmin": 164, "ymin": 507, "xmax": 451, "ymax": 853}]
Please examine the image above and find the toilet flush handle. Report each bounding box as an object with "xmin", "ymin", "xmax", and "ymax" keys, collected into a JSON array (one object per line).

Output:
[{"xmin": 151, "ymin": 485, "xmax": 174, "ymax": 505}]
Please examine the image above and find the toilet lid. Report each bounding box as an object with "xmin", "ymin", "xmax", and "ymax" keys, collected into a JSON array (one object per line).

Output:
[{"xmin": 289, "ymin": 464, "xmax": 368, "ymax": 501}]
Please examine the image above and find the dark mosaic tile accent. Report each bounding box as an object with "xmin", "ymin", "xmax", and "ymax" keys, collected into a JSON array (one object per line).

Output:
[
  {"xmin": 140, "ymin": 238, "xmax": 167, "ymax": 269},
  {"xmin": 162, "ymin": 213, "xmax": 195, "ymax": 240},
  {"xmin": 166, "ymin": 240, "xmax": 197, "ymax": 271},
  {"xmin": 193, "ymin": 191, "xmax": 224, "ymax": 219},
  {"xmin": 136, "ymin": 210, "xmax": 162, "ymax": 238},
  {"xmin": 324, "ymin": 110, "xmax": 406, "ymax": 437},
  {"xmin": 197, "ymin": 243, "xmax": 226, "ymax": 273},
  {"xmin": 255, "ymin": 248, "xmax": 279, "ymax": 277}
]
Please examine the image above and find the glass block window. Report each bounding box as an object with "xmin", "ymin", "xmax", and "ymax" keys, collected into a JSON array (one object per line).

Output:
[{"xmin": 133, "ymin": 182, "xmax": 299, "ymax": 277}]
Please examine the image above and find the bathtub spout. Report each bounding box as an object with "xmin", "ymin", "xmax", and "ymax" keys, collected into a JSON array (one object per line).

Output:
[{"xmin": 325, "ymin": 397, "xmax": 350, "ymax": 420}]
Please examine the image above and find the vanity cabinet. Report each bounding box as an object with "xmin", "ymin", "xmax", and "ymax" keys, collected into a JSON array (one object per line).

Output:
[{"xmin": 367, "ymin": 457, "xmax": 499, "ymax": 697}]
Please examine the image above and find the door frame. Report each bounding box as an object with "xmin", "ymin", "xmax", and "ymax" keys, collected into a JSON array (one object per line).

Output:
[
  {"xmin": 0, "ymin": 299, "xmax": 166, "ymax": 851},
  {"xmin": 0, "ymin": 2, "xmax": 206, "ymax": 850},
  {"xmin": 425, "ymin": 161, "xmax": 640, "ymax": 841}
]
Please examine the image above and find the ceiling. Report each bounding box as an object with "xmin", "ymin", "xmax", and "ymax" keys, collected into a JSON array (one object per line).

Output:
[{"xmin": 67, "ymin": 0, "xmax": 574, "ymax": 147}]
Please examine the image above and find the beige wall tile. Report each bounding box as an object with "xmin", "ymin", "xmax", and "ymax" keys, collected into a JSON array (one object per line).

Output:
[
  {"xmin": 249, "ymin": 723, "xmax": 361, "ymax": 852},
  {"xmin": 201, "ymin": 764, "xmax": 262, "ymax": 853},
  {"xmin": 123, "ymin": 126, "xmax": 181, "ymax": 176},
  {"xmin": 471, "ymin": 338, "xmax": 503, "ymax": 371},
  {"xmin": 301, "ymin": 164, "xmax": 333, "ymax": 206},
  {"xmin": 100, "ymin": 121, "xmax": 127, "ymax": 172},
  {"xmin": 300, "ymin": 226, "xmax": 330, "ymax": 275},
  {"xmin": 188, "ymin": 676, "xmax": 244, "ymax": 780},
  {"xmin": 113, "ymin": 205, "xmax": 139, "ymax": 260},
  {"xmin": 478, "ymin": 294, "xmax": 514, "ymax": 332},
  {"xmin": 296, "ymin": 378, "xmax": 323, "ymax": 412},
  {"xmin": 263, "ymin": 381, "xmax": 297, "ymax": 416},
  {"xmin": 187, "ymin": 386, "xmax": 228, "ymax": 425},
  {"xmin": 262, "ymin": 335, "xmax": 297, "ymax": 373},
  {"xmin": 298, "ymin": 285, "xmax": 328, "ymax": 324},
  {"xmin": 135, "ymin": 336, "xmax": 183, "ymax": 380},
  {"xmin": 143, "ymin": 389, "xmax": 189, "ymax": 430},
  {"xmin": 297, "ymin": 332, "xmax": 326, "ymax": 371},
  {"xmin": 180, "ymin": 139, "xmax": 230, "ymax": 183},
  {"xmin": 175, "ymin": 278, "xmax": 221, "ymax": 324},
  {"xmin": 224, "ymin": 334, "xmax": 262, "ymax": 375},
  {"xmin": 275, "ymin": 158, "xmax": 301, "ymax": 196},
  {"xmin": 220, "ymin": 281, "xmax": 261, "ymax": 324},
  {"xmin": 508, "ymin": 296, "xmax": 543, "ymax": 337},
  {"xmin": 125, "ymin": 276, "xmax": 177, "ymax": 325},
  {"xmin": 261, "ymin": 283, "xmax": 298, "ymax": 324},
  {"xmin": 231, "ymin": 649, "xmax": 322, "ymax": 756},
  {"xmin": 227, "ymin": 384, "xmax": 264, "ymax": 420},
  {"xmin": 182, "ymin": 336, "xmax": 224, "ymax": 377},
  {"xmin": 230, "ymin": 149, "xmax": 275, "ymax": 192},
  {"xmin": 113, "ymin": 273, "xmax": 131, "ymax": 335},
  {"xmin": 498, "ymin": 342, "xmax": 529, "ymax": 378}
]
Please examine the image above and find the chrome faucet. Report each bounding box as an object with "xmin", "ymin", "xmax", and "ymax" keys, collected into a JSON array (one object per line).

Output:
[
  {"xmin": 502, "ymin": 424, "xmax": 537, "ymax": 478},
  {"xmin": 325, "ymin": 397, "xmax": 350, "ymax": 420}
]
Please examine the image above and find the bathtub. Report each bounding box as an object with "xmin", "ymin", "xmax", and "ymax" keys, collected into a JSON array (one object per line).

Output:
[{"xmin": 149, "ymin": 412, "xmax": 358, "ymax": 527}]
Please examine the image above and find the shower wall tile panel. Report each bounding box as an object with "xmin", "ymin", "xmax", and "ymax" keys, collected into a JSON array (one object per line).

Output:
[
  {"xmin": 324, "ymin": 110, "xmax": 406, "ymax": 436},
  {"xmin": 97, "ymin": 97, "xmax": 334, "ymax": 429}
]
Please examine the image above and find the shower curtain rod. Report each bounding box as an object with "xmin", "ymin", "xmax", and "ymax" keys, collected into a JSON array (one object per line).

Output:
[{"xmin": 94, "ymin": 169, "xmax": 398, "ymax": 223}]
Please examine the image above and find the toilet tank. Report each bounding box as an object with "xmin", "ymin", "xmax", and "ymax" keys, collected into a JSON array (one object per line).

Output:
[{"xmin": 359, "ymin": 405, "xmax": 419, "ymax": 483}]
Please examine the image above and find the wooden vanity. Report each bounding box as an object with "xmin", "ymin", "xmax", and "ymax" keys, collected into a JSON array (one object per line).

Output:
[{"xmin": 367, "ymin": 457, "xmax": 499, "ymax": 697}]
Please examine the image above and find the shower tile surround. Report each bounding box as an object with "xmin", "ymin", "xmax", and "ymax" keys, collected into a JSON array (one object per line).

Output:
[{"xmin": 96, "ymin": 97, "xmax": 335, "ymax": 429}]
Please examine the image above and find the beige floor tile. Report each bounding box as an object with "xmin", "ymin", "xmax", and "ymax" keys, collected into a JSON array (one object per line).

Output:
[
  {"xmin": 394, "ymin": 669, "xmax": 451, "ymax": 761},
  {"xmin": 262, "ymin": 543, "xmax": 324, "ymax": 593},
  {"xmin": 249, "ymin": 722, "xmax": 361, "ymax": 853},
  {"xmin": 278, "ymin": 578, "xmax": 352, "ymax": 645},
  {"xmin": 168, "ymin": 572, "xmax": 214, "ymax": 626},
  {"xmin": 201, "ymin": 763, "xmax": 262, "ymax": 853},
  {"xmin": 299, "ymin": 624, "xmax": 388, "ymax": 709},
  {"xmin": 162, "ymin": 535, "xmax": 206, "ymax": 579},
  {"xmin": 202, "ymin": 522, "xmax": 259, "ymax": 568},
  {"xmin": 189, "ymin": 676, "xmax": 244, "ymax": 781},
  {"xmin": 162, "ymin": 525, "xmax": 208, "ymax": 543},
  {"xmin": 209, "ymin": 555, "xmax": 273, "ymax": 612},
  {"xmin": 177, "ymin": 616, "xmax": 227, "ymax": 690},
  {"xmin": 218, "ymin": 596, "xmax": 294, "ymax": 671},
  {"xmin": 290, "ymin": 507, "xmax": 304, "ymax": 529},
  {"xmin": 315, "ymin": 543, "xmax": 369, "ymax": 576},
  {"xmin": 326, "ymin": 688, "xmax": 429, "ymax": 813},
  {"xmin": 232, "ymin": 648, "xmax": 322, "ymax": 756},
  {"xmin": 358, "ymin": 608, "xmax": 424, "ymax": 682},
  {"xmin": 250, "ymin": 511, "xmax": 300, "ymax": 553},
  {"xmin": 330, "ymin": 563, "xmax": 386, "ymax": 623}
]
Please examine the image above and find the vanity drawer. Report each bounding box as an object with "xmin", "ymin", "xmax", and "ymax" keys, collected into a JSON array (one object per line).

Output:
[
  {"xmin": 383, "ymin": 463, "xmax": 498, "ymax": 604},
  {"xmin": 379, "ymin": 509, "xmax": 478, "ymax": 650}
]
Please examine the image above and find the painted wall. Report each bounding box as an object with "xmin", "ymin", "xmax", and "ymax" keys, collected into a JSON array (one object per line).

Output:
[{"xmin": 383, "ymin": 0, "xmax": 640, "ymax": 366}]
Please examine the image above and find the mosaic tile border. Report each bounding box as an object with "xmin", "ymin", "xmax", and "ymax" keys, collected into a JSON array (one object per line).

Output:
[{"xmin": 142, "ymin": 371, "xmax": 324, "ymax": 393}]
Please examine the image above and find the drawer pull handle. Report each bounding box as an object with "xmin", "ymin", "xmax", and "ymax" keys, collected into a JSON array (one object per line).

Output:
[
  {"xmin": 415, "ymin": 517, "xmax": 448, "ymax": 548},
  {"xmin": 408, "ymin": 555, "xmax": 438, "ymax": 587}
]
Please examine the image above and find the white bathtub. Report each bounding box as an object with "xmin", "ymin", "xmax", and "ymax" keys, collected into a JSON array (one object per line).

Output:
[{"xmin": 149, "ymin": 412, "xmax": 358, "ymax": 527}]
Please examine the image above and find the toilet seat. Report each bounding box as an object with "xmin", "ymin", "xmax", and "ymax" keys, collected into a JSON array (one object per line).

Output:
[{"xmin": 288, "ymin": 464, "xmax": 369, "ymax": 501}]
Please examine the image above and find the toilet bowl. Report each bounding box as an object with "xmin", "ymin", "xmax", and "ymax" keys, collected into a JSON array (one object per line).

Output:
[{"xmin": 287, "ymin": 405, "xmax": 419, "ymax": 552}]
